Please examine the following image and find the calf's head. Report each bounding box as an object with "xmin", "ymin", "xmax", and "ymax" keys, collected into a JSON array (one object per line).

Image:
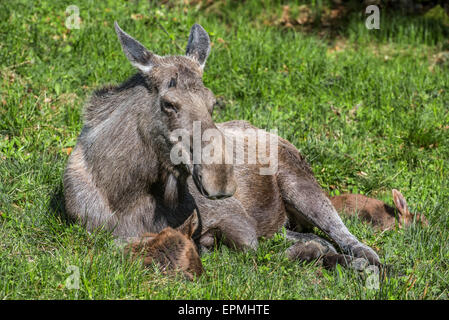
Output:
[
  {"xmin": 115, "ymin": 22, "xmax": 236, "ymax": 202},
  {"xmin": 392, "ymin": 189, "xmax": 429, "ymax": 228},
  {"xmin": 124, "ymin": 210, "xmax": 204, "ymax": 280}
]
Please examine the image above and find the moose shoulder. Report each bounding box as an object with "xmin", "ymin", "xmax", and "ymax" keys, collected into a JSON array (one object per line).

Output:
[{"xmin": 63, "ymin": 23, "xmax": 380, "ymax": 267}]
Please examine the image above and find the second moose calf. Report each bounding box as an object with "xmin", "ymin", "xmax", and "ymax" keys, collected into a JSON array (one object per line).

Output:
[{"xmin": 330, "ymin": 189, "xmax": 428, "ymax": 230}]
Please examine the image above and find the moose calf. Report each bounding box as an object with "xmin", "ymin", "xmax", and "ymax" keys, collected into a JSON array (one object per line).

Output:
[
  {"xmin": 124, "ymin": 211, "xmax": 204, "ymax": 280},
  {"xmin": 330, "ymin": 189, "xmax": 428, "ymax": 230}
]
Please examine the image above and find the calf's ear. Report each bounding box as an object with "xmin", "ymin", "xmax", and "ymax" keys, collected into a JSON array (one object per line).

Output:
[
  {"xmin": 177, "ymin": 210, "xmax": 199, "ymax": 239},
  {"xmin": 392, "ymin": 189, "xmax": 409, "ymax": 216},
  {"xmin": 115, "ymin": 22, "xmax": 160, "ymax": 73}
]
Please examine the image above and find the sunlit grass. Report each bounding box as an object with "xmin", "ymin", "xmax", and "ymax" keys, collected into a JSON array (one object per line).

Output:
[{"xmin": 0, "ymin": 0, "xmax": 448, "ymax": 299}]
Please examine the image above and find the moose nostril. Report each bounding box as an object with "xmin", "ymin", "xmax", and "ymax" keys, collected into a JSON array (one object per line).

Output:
[
  {"xmin": 213, "ymin": 193, "xmax": 232, "ymax": 200},
  {"xmin": 193, "ymin": 164, "xmax": 202, "ymax": 179}
]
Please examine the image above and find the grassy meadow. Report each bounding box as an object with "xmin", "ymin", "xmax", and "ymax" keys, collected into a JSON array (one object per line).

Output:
[{"xmin": 0, "ymin": 0, "xmax": 448, "ymax": 299}]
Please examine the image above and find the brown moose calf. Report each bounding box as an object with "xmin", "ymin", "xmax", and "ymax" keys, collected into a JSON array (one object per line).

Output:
[
  {"xmin": 330, "ymin": 189, "xmax": 428, "ymax": 231},
  {"xmin": 124, "ymin": 211, "xmax": 204, "ymax": 280}
]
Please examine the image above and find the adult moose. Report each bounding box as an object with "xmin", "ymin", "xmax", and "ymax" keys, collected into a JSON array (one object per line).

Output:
[{"xmin": 63, "ymin": 22, "xmax": 380, "ymax": 266}]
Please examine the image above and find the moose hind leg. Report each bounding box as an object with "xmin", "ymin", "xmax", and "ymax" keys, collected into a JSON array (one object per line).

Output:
[
  {"xmin": 283, "ymin": 232, "xmax": 367, "ymax": 270},
  {"xmin": 284, "ymin": 231, "xmax": 369, "ymax": 270},
  {"xmin": 278, "ymin": 173, "xmax": 380, "ymax": 266}
]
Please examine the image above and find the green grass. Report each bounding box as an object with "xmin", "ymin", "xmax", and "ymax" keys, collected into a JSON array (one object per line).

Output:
[{"xmin": 1, "ymin": 0, "xmax": 448, "ymax": 299}]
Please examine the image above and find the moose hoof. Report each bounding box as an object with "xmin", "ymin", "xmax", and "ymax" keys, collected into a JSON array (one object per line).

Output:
[
  {"xmin": 350, "ymin": 257, "xmax": 370, "ymax": 271},
  {"xmin": 322, "ymin": 254, "xmax": 370, "ymax": 271},
  {"xmin": 349, "ymin": 244, "xmax": 381, "ymax": 267},
  {"xmin": 322, "ymin": 253, "xmax": 353, "ymax": 269}
]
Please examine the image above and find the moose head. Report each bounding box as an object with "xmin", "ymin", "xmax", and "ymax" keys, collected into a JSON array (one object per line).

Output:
[{"xmin": 114, "ymin": 22, "xmax": 237, "ymax": 204}]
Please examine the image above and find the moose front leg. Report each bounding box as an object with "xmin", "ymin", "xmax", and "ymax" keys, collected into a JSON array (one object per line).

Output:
[
  {"xmin": 190, "ymin": 180, "xmax": 259, "ymax": 252},
  {"xmin": 279, "ymin": 175, "xmax": 380, "ymax": 266},
  {"xmin": 201, "ymin": 214, "xmax": 259, "ymax": 252}
]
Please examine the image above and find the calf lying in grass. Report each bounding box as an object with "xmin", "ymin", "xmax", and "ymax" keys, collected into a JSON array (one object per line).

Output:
[
  {"xmin": 329, "ymin": 189, "xmax": 428, "ymax": 231},
  {"xmin": 124, "ymin": 211, "xmax": 204, "ymax": 280}
]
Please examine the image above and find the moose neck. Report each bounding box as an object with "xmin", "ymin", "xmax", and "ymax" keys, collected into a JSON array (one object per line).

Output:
[
  {"xmin": 132, "ymin": 74, "xmax": 189, "ymax": 209},
  {"xmin": 105, "ymin": 73, "xmax": 190, "ymax": 209}
]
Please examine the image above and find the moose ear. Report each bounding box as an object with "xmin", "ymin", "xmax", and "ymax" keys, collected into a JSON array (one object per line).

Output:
[
  {"xmin": 114, "ymin": 22, "xmax": 159, "ymax": 73},
  {"xmin": 176, "ymin": 210, "xmax": 199, "ymax": 239},
  {"xmin": 185, "ymin": 24, "xmax": 211, "ymax": 69},
  {"xmin": 392, "ymin": 189, "xmax": 409, "ymax": 216}
]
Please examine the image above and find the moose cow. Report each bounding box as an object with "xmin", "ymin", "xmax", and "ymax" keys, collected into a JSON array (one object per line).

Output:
[{"xmin": 63, "ymin": 22, "xmax": 380, "ymax": 267}]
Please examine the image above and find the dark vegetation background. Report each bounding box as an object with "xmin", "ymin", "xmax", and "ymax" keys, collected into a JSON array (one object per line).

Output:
[{"xmin": 0, "ymin": 0, "xmax": 448, "ymax": 299}]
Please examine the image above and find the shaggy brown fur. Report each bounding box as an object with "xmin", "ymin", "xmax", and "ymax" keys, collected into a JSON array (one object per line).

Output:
[
  {"xmin": 330, "ymin": 189, "xmax": 428, "ymax": 230},
  {"xmin": 124, "ymin": 211, "xmax": 203, "ymax": 280}
]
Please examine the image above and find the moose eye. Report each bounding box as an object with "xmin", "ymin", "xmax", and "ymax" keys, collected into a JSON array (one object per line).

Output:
[
  {"xmin": 161, "ymin": 100, "xmax": 178, "ymax": 113},
  {"xmin": 168, "ymin": 78, "xmax": 177, "ymax": 88}
]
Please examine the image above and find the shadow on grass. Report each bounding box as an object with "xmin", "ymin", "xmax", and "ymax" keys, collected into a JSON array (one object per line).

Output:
[
  {"xmin": 48, "ymin": 181, "xmax": 73, "ymax": 225},
  {"xmin": 181, "ymin": 0, "xmax": 449, "ymax": 45}
]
